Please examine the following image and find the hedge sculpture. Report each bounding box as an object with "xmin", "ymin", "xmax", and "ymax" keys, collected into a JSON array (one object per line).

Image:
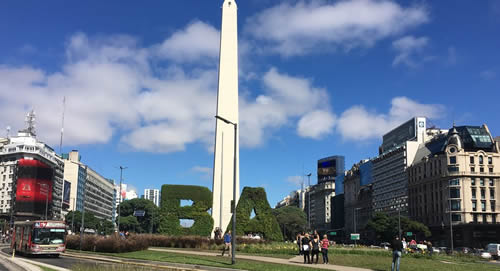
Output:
[
  {"xmin": 158, "ymin": 185, "xmax": 214, "ymax": 236},
  {"xmin": 226, "ymin": 187, "xmax": 283, "ymax": 241}
]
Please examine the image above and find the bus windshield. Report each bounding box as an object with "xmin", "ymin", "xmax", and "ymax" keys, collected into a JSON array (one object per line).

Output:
[{"xmin": 32, "ymin": 228, "xmax": 65, "ymax": 245}]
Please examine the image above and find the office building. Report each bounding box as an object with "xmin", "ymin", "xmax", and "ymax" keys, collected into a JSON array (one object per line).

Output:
[
  {"xmin": 63, "ymin": 150, "xmax": 116, "ymax": 222},
  {"xmin": 372, "ymin": 117, "xmax": 427, "ymax": 215},
  {"xmin": 409, "ymin": 125, "xmax": 500, "ymax": 247},
  {"xmin": 0, "ymin": 111, "xmax": 64, "ymax": 221},
  {"xmin": 306, "ymin": 181, "xmax": 335, "ymax": 230},
  {"xmin": 318, "ymin": 156, "xmax": 345, "ymax": 185},
  {"xmin": 144, "ymin": 188, "xmax": 160, "ymax": 207}
]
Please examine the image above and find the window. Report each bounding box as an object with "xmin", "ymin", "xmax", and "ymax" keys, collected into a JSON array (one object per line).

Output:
[
  {"xmin": 448, "ymin": 166, "xmax": 459, "ymax": 173},
  {"xmin": 451, "ymin": 200, "xmax": 461, "ymax": 211},
  {"xmin": 491, "ymin": 189, "xmax": 495, "ymax": 200},
  {"xmin": 488, "ymin": 157, "xmax": 493, "ymax": 165},
  {"xmin": 452, "ymin": 214, "xmax": 461, "ymax": 222},
  {"xmin": 470, "ymin": 156, "xmax": 475, "ymax": 164},
  {"xmin": 472, "ymin": 188, "xmax": 476, "ymax": 198},
  {"xmin": 481, "ymin": 189, "xmax": 486, "ymax": 199},
  {"xmin": 490, "ymin": 179, "xmax": 495, "ymax": 186},
  {"xmin": 493, "ymin": 215, "xmax": 497, "ymax": 224},
  {"xmin": 450, "ymin": 188, "xmax": 460, "ymax": 198},
  {"xmin": 449, "ymin": 179, "xmax": 460, "ymax": 186},
  {"xmin": 491, "ymin": 202, "xmax": 496, "ymax": 212},
  {"xmin": 479, "ymin": 156, "xmax": 484, "ymax": 164},
  {"xmin": 450, "ymin": 156, "xmax": 457, "ymax": 164},
  {"xmin": 483, "ymin": 214, "xmax": 488, "ymax": 223},
  {"xmin": 489, "ymin": 168, "xmax": 493, "ymax": 173},
  {"xmin": 480, "ymin": 179, "xmax": 485, "ymax": 186},
  {"xmin": 473, "ymin": 214, "xmax": 478, "ymax": 222},
  {"xmin": 472, "ymin": 201, "xmax": 477, "ymax": 211},
  {"xmin": 481, "ymin": 201, "xmax": 486, "ymax": 211},
  {"xmin": 472, "ymin": 178, "xmax": 476, "ymax": 185},
  {"xmin": 471, "ymin": 167, "xmax": 475, "ymax": 172},
  {"xmin": 480, "ymin": 167, "xmax": 485, "ymax": 173}
]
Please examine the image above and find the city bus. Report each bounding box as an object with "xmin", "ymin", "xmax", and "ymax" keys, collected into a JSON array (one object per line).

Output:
[{"xmin": 12, "ymin": 220, "xmax": 66, "ymax": 256}]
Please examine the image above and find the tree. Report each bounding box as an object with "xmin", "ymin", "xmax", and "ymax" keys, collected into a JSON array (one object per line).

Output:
[
  {"xmin": 118, "ymin": 198, "xmax": 160, "ymax": 233},
  {"xmin": 65, "ymin": 210, "xmax": 111, "ymax": 234},
  {"xmin": 365, "ymin": 212, "xmax": 431, "ymax": 242},
  {"xmin": 272, "ymin": 206, "xmax": 307, "ymax": 240},
  {"xmin": 98, "ymin": 220, "xmax": 115, "ymax": 235}
]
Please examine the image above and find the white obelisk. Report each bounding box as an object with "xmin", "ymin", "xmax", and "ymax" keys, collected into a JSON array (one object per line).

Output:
[{"xmin": 212, "ymin": 0, "xmax": 239, "ymax": 235}]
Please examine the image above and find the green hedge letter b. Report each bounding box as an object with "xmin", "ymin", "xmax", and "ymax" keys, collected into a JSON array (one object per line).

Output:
[{"xmin": 158, "ymin": 185, "xmax": 214, "ymax": 236}]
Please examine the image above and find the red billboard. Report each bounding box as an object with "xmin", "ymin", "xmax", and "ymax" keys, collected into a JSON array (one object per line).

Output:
[{"xmin": 15, "ymin": 159, "xmax": 54, "ymax": 216}]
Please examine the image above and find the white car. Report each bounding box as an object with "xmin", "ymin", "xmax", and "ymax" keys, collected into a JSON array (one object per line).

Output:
[
  {"xmin": 487, "ymin": 243, "xmax": 500, "ymax": 260},
  {"xmin": 479, "ymin": 251, "xmax": 492, "ymax": 259}
]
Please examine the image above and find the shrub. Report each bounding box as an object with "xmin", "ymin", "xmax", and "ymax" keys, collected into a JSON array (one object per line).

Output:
[{"xmin": 66, "ymin": 234, "xmax": 148, "ymax": 253}]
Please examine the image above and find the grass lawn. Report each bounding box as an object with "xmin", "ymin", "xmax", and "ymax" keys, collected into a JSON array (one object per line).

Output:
[
  {"xmin": 72, "ymin": 250, "xmax": 325, "ymax": 271},
  {"xmin": 330, "ymin": 253, "xmax": 498, "ymax": 271},
  {"xmin": 34, "ymin": 265, "xmax": 58, "ymax": 271},
  {"xmin": 157, "ymin": 247, "xmax": 295, "ymax": 259}
]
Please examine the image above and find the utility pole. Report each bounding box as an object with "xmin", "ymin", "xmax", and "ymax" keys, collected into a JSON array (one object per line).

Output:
[{"xmin": 118, "ymin": 166, "xmax": 127, "ymax": 232}]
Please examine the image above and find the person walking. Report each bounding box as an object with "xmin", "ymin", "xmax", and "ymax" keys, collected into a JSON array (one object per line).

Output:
[
  {"xmin": 391, "ymin": 236, "xmax": 403, "ymax": 271},
  {"xmin": 402, "ymin": 238, "xmax": 407, "ymax": 254},
  {"xmin": 221, "ymin": 231, "xmax": 232, "ymax": 257},
  {"xmin": 311, "ymin": 235, "xmax": 320, "ymax": 264},
  {"xmin": 426, "ymin": 240, "xmax": 433, "ymax": 256},
  {"xmin": 296, "ymin": 233, "xmax": 303, "ymax": 255},
  {"xmin": 302, "ymin": 233, "xmax": 312, "ymax": 264},
  {"xmin": 321, "ymin": 234, "xmax": 330, "ymax": 264}
]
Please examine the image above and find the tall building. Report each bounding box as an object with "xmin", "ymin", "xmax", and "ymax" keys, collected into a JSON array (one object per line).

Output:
[
  {"xmin": 144, "ymin": 188, "xmax": 160, "ymax": 207},
  {"xmin": 63, "ymin": 150, "xmax": 115, "ymax": 222},
  {"xmin": 344, "ymin": 161, "xmax": 374, "ymax": 239},
  {"xmin": 317, "ymin": 156, "xmax": 345, "ymax": 185},
  {"xmin": 306, "ymin": 181, "xmax": 335, "ymax": 231},
  {"xmin": 0, "ymin": 111, "xmax": 64, "ymax": 222},
  {"xmin": 409, "ymin": 125, "xmax": 500, "ymax": 247},
  {"xmin": 372, "ymin": 117, "xmax": 427, "ymax": 215}
]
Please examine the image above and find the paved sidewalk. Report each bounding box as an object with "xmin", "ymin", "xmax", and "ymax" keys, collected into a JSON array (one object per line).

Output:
[{"xmin": 149, "ymin": 248, "xmax": 373, "ymax": 271}]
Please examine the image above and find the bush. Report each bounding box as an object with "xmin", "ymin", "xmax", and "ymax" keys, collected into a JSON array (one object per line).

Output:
[{"xmin": 66, "ymin": 234, "xmax": 148, "ymax": 253}]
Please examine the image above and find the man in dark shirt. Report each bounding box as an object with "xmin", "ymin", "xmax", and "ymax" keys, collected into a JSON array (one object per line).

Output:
[
  {"xmin": 391, "ymin": 236, "xmax": 403, "ymax": 271},
  {"xmin": 221, "ymin": 231, "xmax": 232, "ymax": 257}
]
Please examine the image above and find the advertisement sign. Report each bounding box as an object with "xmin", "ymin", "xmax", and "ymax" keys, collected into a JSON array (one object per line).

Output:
[
  {"xmin": 15, "ymin": 159, "xmax": 53, "ymax": 216},
  {"xmin": 63, "ymin": 180, "xmax": 71, "ymax": 206}
]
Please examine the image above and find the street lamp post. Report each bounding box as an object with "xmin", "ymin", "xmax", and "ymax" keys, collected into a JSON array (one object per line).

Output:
[
  {"xmin": 118, "ymin": 166, "xmax": 127, "ymax": 232},
  {"xmin": 79, "ymin": 165, "xmax": 88, "ymax": 251},
  {"xmin": 71, "ymin": 198, "xmax": 75, "ymax": 233},
  {"xmin": 354, "ymin": 207, "xmax": 362, "ymax": 246},
  {"xmin": 215, "ymin": 115, "xmax": 237, "ymax": 265},
  {"xmin": 306, "ymin": 173, "xmax": 312, "ymax": 230}
]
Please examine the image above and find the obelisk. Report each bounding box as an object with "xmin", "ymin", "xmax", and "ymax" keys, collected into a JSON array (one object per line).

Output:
[{"xmin": 212, "ymin": 0, "xmax": 239, "ymax": 236}]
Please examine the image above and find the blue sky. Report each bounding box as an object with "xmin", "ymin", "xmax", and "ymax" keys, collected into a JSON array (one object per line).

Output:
[{"xmin": 1, "ymin": 0, "xmax": 499, "ymax": 206}]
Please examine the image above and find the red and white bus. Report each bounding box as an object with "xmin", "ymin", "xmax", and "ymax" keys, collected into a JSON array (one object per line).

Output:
[{"xmin": 12, "ymin": 220, "xmax": 66, "ymax": 256}]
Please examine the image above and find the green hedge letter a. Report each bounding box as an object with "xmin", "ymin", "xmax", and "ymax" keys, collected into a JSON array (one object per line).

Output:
[
  {"xmin": 159, "ymin": 185, "xmax": 214, "ymax": 236},
  {"xmin": 227, "ymin": 187, "xmax": 283, "ymax": 241}
]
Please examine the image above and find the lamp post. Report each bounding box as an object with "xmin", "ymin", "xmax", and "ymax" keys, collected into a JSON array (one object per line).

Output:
[
  {"xmin": 71, "ymin": 198, "xmax": 75, "ymax": 233},
  {"xmin": 79, "ymin": 165, "xmax": 88, "ymax": 251},
  {"xmin": 215, "ymin": 115, "xmax": 237, "ymax": 265},
  {"xmin": 354, "ymin": 207, "xmax": 362, "ymax": 246},
  {"xmin": 118, "ymin": 166, "xmax": 127, "ymax": 232},
  {"xmin": 306, "ymin": 173, "xmax": 312, "ymax": 230}
]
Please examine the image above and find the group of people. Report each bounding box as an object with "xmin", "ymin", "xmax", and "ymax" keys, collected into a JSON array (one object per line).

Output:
[
  {"xmin": 296, "ymin": 231, "xmax": 330, "ymax": 264},
  {"xmin": 391, "ymin": 236, "xmax": 434, "ymax": 271}
]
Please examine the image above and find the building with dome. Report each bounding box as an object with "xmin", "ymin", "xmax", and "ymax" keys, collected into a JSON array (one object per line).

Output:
[{"xmin": 408, "ymin": 124, "xmax": 500, "ymax": 248}]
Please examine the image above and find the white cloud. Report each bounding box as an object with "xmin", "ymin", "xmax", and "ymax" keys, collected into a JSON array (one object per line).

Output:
[
  {"xmin": 246, "ymin": 0, "xmax": 429, "ymax": 56},
  {"xmin": 480, "ymin": 70, "xmax": 496, "ymax": 80},
  {"xmin": 392, "ymin": 35, "xmax": 429, "ymax": 67},
  {"xmin": 297, "ymin": 110, "xmax": 336, "ymax": 139},
  {"xmin": 336, "ymin": 97, "xmax": 445, "ymax": 140},
  {"xmin": 191, "ymin": 166, "xmax": 212, "ymax": 181},
  {"xmin": 287, "ymin": 175, "xmax": 304, "ymax": 187},
  {"xmin": 154, "ymin": 21, "xmax": 220, "ymax": 63},
  {"xmin": 239, "ymin": 68, "xmax": 334, "ymax": 147}
]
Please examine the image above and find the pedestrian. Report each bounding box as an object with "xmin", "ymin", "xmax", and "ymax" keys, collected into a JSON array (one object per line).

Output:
[
  {"xmin": 296, "ymin": 233, "xmax": 303, "ymax": 255},
  {"xmin": 402, "ymin": 238, "xmax": 407, "ymax": 254},
  {"xmin": 321, "ymin": 234, "xmax": 330, "ymax": 264},
  {"xmin": 391, "ymin": 236, "xmax": 403, "ymax": 271},
  {"xmin": 311, "ymin": 234, "xmax": 320, "ymax": 264},
  {"xmin": 426, "ymin": 241, "xmax": 433, "ymax": 256},
  {"xmin": 302, "ymin": 233, "xmax": 312, "ymax": 264},
  {"xmin": 313, "ymin": 230, "xmax": 320, "ymax": 240},
  {"xmin": 221, "ymin": 231, "xmax": 232, "ymax": 257}
]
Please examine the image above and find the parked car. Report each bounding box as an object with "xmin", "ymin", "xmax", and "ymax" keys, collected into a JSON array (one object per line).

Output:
[
  {"xmin": 472, "ymin": 249, "xmax": 492, "ymax": 259},
  {"xmin": 454, "ymin": 247, "xmax": 472, "ymax": 254},
  {"xmin": 487, "ymin": 243, "xmax": 500, "ymax": 260}
]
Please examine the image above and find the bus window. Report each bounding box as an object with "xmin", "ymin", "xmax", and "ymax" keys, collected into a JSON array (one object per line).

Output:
[{"xmin": 32, "ymin": 228, "xmax": 65, "ymax": 245}]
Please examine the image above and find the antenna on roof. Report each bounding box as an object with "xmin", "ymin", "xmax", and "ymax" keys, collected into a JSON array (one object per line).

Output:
[
  {"xmin": 6, "ymin": 126, "xmax": 10, "ymax": 138},
  {"xmin": 25, "ymin": 110, "xmax": 36, "ymax": 137},
  {"xmin": 59, "ymin": 96, "xmax": 66, "ymax": 155}
]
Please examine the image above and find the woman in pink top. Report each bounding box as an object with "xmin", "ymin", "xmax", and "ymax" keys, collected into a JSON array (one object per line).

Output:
[{"xmin": 321, "ymin": 235, "xmax": 330, "ymax": 264}]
